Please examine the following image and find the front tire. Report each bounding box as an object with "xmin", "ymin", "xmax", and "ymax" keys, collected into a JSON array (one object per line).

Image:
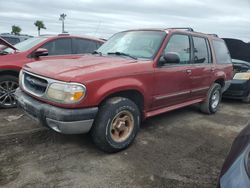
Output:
[
  {"xmin": 200, "ymin": 83, "xmax": 222, "ymax": 114},
  {"xmin": 0, "ymin": 75, "xmax": 18, "ymax": 108},
  {"xmin": 91, "ymin": 97, "xmax": 140, "ymax": 153}
]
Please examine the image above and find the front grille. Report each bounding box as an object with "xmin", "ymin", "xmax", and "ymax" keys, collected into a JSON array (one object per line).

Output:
[{"xmin": 23, "ymin": 72, "xmax": 48, "ymax": 96}]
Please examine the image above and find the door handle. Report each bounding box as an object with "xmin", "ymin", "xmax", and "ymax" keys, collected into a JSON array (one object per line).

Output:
[
  {"xmin": 186, "ymin": 69, "xmax": 192, "ymax": 74},
  {"xmin": 211, "ymin": 67, "xmax": 215, "ymax": 72}
]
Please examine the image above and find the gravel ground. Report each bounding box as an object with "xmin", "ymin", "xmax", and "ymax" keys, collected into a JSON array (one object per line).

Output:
[{"xmin": 0, "ymin": 99, "xmax": 249, "ymax": 188}]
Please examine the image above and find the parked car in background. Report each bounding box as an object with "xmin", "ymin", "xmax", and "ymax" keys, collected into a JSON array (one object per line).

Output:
[
  {"xmin": 0, "ymin": 33, "xmax": 32, "ymax": 45},
  {"xmin": 218, "ymin": 121, "xmax": 250, "ymax": 188},
  {"xmin": 0, "ymin": 34, "xmax": 105, "ymax": 108},
  {"xmin": 15, "ymin": 28, "xmax": 233, "ymax": 152},
  {"xmin": 223, "ymin": 59, "xmax": 250, "ymax": 102}
]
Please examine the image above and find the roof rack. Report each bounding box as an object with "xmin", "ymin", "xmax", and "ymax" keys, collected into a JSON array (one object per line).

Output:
[
  {"xmin": 167, "ymin": 27, "xmax": 194, "ymax": 32},
  {"xmin": 58, "ymin": 33, "xmax": 70, "ymax": 36},
  {"xmin": 207, "ymin": 34, "xmax": 219, "ymax": 37}
]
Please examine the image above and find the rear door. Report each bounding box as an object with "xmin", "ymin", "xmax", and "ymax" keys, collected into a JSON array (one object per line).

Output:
[
  {"xmin": 72, "ymin": 38, "xmax": 101, "ymax": 54},
  {"xmin": 189, "ymin": 36, "xmax": 213, "ymax": 99},
  {"xmin": 152, "ymin": 34, "xmax": 192, "ymax": 109}
]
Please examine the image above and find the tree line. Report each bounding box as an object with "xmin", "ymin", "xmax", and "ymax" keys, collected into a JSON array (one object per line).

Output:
[
  {"xmin": 10, "ymin": 14, "xmax": 67, "ymax": 36},
  {"xmin": 11, "ymin": 20, "xmax": 46, "ymax": 36}
]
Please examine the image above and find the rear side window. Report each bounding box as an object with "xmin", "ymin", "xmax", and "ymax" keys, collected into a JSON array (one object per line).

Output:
[
  {"xmin": 73, "ymin": 39, "xmax": 99, "ymax": 54},
  {"xmin": 42, "ymin": 38, "xmax": 72, "ymax": 56},
  {"xmin": 213, "ymin": 40, "xmax": 231, "ymax": 64},
  {"xmin": 164, "ymin": 34, "xmax": 190, "ymax": 64},
  {"xmin": 193, "ymin": 37, "xmax": 210, "ymax": 64}
]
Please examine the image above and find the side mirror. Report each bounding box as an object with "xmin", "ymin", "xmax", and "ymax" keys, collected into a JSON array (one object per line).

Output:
[
  {"xmin": 33, "ymin": 48, "xmax": 48, "ymax": 58},
  {"xmin": 163, "ymin": 52, "xmax": 180, "ymax": 64}
]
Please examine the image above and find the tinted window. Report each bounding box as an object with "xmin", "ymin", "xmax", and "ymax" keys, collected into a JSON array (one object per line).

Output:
[
  {"xmin": 42, "ymin": 38, "xmax": 72, "ymax": 56},
  {"xmin": 96, "ymin": 42, "xmax": 102, "ymax": 49},
  {"xmin": 213, "ymin": 40, "xmax": 231, "ymax": 64},
  {"xmin": 73, "ymin": 39, "xmax": 98, "ymax": 54},
  {"xmin": 193, "ymin": 37, "xmax": 210, "ymax": 64},
  {"xmin": 164, "ymin": 34, "xmax": 190, "ymax": 64}
]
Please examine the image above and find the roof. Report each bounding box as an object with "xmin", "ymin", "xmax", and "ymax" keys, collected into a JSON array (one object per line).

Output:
[{"xmin": 38, "ymin": 34, "xmax": 105, "ymax": 43}]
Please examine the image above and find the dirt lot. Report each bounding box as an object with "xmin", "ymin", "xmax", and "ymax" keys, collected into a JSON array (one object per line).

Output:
[{"xmin": 0, "ymin": 100, "xmax": 249, "ymax": 188}]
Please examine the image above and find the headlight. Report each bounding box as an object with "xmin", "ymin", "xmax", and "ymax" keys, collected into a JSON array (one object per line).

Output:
[
  {"xmin": 19, "ymin": 70, "xmax": 23, "ymax": 86},
  {"xmin": 233, "ymin": 73, "xmax": 250, "ymax": 80},
  {"xmin": 47, "ymin": 83, "xmax": 86, "ymax": 104}
]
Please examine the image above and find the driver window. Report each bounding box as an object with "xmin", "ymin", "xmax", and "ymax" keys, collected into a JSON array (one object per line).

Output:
[
  {"xmin": 164, "ymin": 34, "xmax": 190, "ymax": 64},
  {"xmin": 41, "ymin": 38, "xmax": 72, "ymax": 56}
]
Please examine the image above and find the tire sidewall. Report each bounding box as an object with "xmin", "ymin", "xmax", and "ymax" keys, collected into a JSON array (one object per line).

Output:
[{"xmin": 92, "ymin": 97, "xmax": 140, "ymax": 152}]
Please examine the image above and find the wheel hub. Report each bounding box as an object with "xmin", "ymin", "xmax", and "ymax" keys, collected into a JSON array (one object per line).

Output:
[
  {"xmin": 110, "ymin": 110, "xmax": 134, "ymax": 143},
  {"xmin": 0, "ymin": 81, "xmax": 18, "ymax": 107},
  {"xmin": 211, "ymin": 90, "xmax": 220, "ymax": 109}
]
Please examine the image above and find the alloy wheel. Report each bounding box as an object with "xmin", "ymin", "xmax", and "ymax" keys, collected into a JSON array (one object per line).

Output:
[{"xmin": 0, "ymin": 81, "xmax": 18, "ymax": 107}]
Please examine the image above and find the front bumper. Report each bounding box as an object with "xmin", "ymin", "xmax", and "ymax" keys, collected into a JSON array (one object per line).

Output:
[
  {"xmin": 223, "ymin": 80, "xmax": 250, "ymax": 99},
  {"xmin": 14, "ymin": 88, "xmax": 98, "ymax": 134},
  {"xmin": 222, "ymin": 80, "xmax": 232, "ymax": 93}
]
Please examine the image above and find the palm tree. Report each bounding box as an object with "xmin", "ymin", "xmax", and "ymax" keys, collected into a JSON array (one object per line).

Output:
[
  {"xmin": 34, "ymin": 20, "xmax": 46, "ymax": 36},
  {"xmin": 59, "ymin": 13, "xmax": 67, "ymax": 33},
  {"xmin": 11, "ymin": 25, "xmax": 21, "ymax": 35}
]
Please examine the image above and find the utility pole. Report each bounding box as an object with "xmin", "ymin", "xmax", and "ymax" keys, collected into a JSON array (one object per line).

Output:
[{"xmin": 59, "ymin": 13, "xmax": 67, "ymax": 33}]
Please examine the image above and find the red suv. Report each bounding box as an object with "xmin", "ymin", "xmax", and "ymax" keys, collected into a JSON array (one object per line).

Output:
[
  {"xmin": 15, "ymin": 28, "xmax": 233, "ymax": 152},
  {"xmin": 0, "ymin": 35, "xmax": 104, "ymax": 108}
]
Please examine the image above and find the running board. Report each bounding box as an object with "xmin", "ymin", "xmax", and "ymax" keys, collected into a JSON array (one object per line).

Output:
[{"xmin": 145, "ymin": 99, "xmax": 203, "ymax": 118}]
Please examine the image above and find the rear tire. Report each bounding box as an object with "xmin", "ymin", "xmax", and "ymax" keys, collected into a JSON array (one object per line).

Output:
[
  {"xmin": 0, "ymin": 75, "xmax": 18, "ymax": 108},
  {"xmin": 91, "ymin": 97, "xmax": 140, "ymax": 153},
  {"xmin": 200, "ymin": 83, "xmax": 222, "ymax": 114}
]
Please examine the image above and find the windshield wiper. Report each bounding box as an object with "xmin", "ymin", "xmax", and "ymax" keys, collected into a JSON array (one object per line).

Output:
[
  {"xmin": 92, "ymin": 50, "xmax": 102, "ymax": 56},
  {"xmin": 107, "ymin": 52, "xmax": 137, "ymax": 60}
]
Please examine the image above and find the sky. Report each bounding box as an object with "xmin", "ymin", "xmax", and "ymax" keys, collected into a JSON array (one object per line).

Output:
[{"xmin": 0, "ymin": 0, "xmax": 249, "ymax": 42}]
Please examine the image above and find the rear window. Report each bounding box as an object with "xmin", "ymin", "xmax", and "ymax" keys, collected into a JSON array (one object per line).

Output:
[{"xmin": 213, "ymin": 40, "xmax": 232, "ymax": 64}]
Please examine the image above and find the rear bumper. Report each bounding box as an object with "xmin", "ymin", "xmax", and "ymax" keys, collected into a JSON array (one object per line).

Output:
[
  {"xmin": 223, "ymin": 80, "xmax": 250, "ymax": 99},
  {"xmin": 14, "ymin": 88, "xmax": 98, "ymax": 134}
]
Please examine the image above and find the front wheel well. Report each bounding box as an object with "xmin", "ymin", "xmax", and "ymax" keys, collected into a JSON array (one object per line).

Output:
[
  {"xmin": 214, "ymin": 78, "xmax": 225, "ymax": 88},
  {"xmin": 0, "ymin": 70, "xmax": 19, "ymax": 78},
  {"xmin": 100, "ymin": 90, "xmax": 144, "ymax": 115}
]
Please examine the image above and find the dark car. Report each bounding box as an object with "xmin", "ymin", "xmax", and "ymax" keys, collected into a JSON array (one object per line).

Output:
[
  {"xmin": 0, "ymin": 34, "xmax": 104, "ymax": 108},
  {"xmin": 223, "ymin": 59, "xmax": 250, "ymax": 102},
  {"xmin": 218, "ymin": 121, "xmax": 250, "ymax": 188},
  {"xmin": 0, "ymin": 33, "xmax": 32, "ymax": 45}
]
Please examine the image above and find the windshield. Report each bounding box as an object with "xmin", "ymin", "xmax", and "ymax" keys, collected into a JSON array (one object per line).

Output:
[
  {"xmin": 4, "ymin": 37, "xmax": 47, "ymax": 53},
  {"xmin": 97, "ymin": 31, "xmax": 166, "ymax": 59}
]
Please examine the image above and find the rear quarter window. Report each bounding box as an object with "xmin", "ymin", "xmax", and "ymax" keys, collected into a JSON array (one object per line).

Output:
[{"xmin": 212, "ymin": 40, "xmax": 232, "ymax": 64}]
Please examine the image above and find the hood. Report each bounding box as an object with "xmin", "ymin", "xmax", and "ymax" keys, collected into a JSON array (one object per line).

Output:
[
  {"xmin": 24, "ymin": 55, "xmax": 138, "ymax": 82},
  {"xmin": 0, "ymin": 37, "xmax": 17, "ymax": 50}
]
